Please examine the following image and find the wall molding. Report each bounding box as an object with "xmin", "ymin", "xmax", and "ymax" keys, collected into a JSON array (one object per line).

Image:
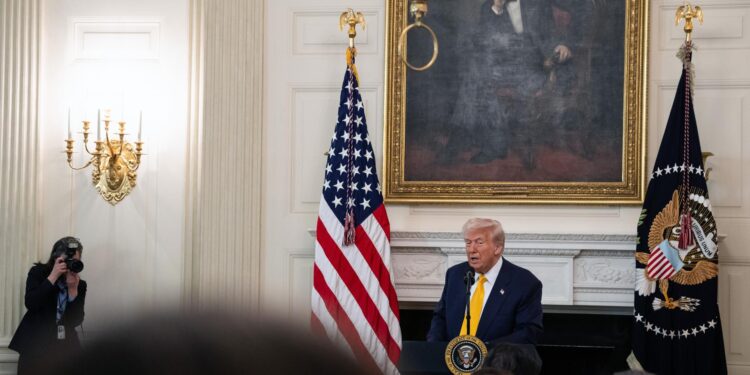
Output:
[
  {"xmin": 72, "ymin": 19, "xmax": 161, "ymax": 60},
  {"xmin": 185, "ymin": 0, "xmax": 263, "ymax": 312},
  {"xmin": 0, "ymin": 0, "xmax": 40, "ymax": 353},
  {"xmin": 290, "ymin": 9, "xmax": 380, "ymax": 55}
]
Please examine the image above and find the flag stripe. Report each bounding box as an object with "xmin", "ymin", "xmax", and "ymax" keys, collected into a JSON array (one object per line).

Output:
[
  {"xmin": 648, "ymin": 255, "xmax": 669, "ymax": 275},
  {"xmin": 310, "ymin": 306, "xmax": 329, "ymax": 340},
  {"xmin": 372, "ymin": 204, "xmax": 391, "ymax": 242},
  {"xmin": 316, "ymin": 218, "xmax": 401, "ymax": 365},
  {"xmin": 354, "ymin": 223, "xmax": 401, "ymax": 319},
  {"xmin": 650, "ymin": 259, "xmax": 669, "ymax": 276},
  {"xmin": 318, "ymin": 200, "xmax": 401, "ymax": 343},
  {"xmin": 311, "ymin": 286, "xmax": 356, "ymax": 359},
  {"xmin": 315, "ymin": 245, "xmax": 399, "ymax": 374},
  {"xmin": 312, "ymin": 265, "xmax": 380, "ymax": 371},
  {"xmin": 315, "ymin": 244, "xmax": 390, "ymax": 368},
  {"xmin": 655, "ymin": 267, "xmax": 675, "ymax": 280}
]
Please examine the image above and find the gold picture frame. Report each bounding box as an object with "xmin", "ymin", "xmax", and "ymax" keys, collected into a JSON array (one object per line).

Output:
[{"xmin": 383, "ymin": 0, "xmax": 648, "ymax": 204}]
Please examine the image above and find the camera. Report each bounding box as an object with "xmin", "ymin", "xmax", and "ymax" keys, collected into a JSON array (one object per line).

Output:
[{"xmin": 64, "ymin": 242, "xmax": 84, "ymax": 273}]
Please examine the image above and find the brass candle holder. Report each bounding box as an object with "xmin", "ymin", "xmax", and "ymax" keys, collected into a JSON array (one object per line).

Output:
[{"xmin": 65, "ymin": 110, "xmax": 144, "ymax": 205}]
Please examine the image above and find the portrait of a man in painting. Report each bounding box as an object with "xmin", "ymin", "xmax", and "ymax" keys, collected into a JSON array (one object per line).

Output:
[{"xmin": 402, "ymin": 0, "xmax": 626, "ymax": 183}]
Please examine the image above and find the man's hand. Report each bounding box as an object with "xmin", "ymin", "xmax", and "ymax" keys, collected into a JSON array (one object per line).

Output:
[{"xmin": 554, "ymin": 45, "xmax": 572, "ymax": 63}]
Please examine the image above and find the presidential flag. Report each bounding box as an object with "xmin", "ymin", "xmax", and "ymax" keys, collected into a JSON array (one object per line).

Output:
[
  {"xmin": 632, "ymin": 43, "xmax": 726, "ymax": 374},
  {"xmin": 311, "ymin": 50, "xmax": 402, "ymax": 375}
]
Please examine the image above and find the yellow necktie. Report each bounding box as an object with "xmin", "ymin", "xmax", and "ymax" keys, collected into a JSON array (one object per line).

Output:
[{"xmin": 460, "ymin": 274, "xmax": 487, "ymax": 336}]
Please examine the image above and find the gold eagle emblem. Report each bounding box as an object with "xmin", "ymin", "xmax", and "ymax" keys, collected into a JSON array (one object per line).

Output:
[{"xmin": 636, "ymin": 189, "xmax": 718, "ymax": 309}]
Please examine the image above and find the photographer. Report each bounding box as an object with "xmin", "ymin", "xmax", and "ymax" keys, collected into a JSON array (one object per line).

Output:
[{"xmin": 9, "ymin": 237, "xmax": 87, "ymax": 375}]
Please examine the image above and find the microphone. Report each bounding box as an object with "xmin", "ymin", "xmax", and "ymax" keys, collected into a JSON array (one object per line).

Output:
[
  {"xmin": 464, "ymin": 269, "xmax": 476, "ymax": 288},
  {"xmin": 463, "ymin": 269, "xmax": 475, "ymax": 336}
]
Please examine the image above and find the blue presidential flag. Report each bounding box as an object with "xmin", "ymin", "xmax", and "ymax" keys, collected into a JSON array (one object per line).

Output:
[{"xmin": 632, "ymin": 44, "xmax": 726, "ymax": 374}]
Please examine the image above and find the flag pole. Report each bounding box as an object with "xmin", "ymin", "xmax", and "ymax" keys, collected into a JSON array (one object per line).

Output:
[
  {"xmin": 675, "ymin": 2, "xmax": 703, "ymax": 43},
  {"xmin": 339, "ymin": 9, "xmax": 365, "ymax": 83},
  {"xmin": 674, "ymin": 3, "xmax": 704, "ymax": 250},
  {"xmin": 338, "ymin": 9, "xmax": 366, "ymax": 245}
]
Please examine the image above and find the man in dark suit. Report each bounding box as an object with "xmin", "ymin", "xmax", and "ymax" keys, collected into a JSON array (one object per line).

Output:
[
  {"xmin": 427, "ymin": 218, "xmax": 543, "ymax": 344},
  {"xmin": 446, "ymin": 0, "xmax": 571, "ymax": 167}
]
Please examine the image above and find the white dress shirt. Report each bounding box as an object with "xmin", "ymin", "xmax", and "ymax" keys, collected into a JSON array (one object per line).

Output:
[
  {"xmin": 468, "ymin": 257, "xmax": 504, "ymax": 317},
  {"xmin": 491, "ymin": 0, "xmax": 525, "ymax": 34}
]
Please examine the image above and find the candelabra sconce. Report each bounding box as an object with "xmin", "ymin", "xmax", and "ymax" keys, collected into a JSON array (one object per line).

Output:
[{"xmin": 65, "ymin": 110, "xmax": 144, "ymax": 205}]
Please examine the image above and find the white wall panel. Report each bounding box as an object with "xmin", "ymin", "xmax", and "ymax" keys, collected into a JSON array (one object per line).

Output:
[
  {"xmin": 292, "ymin": 10, "xmax": 379, "ymax": 55},
  {"xmin": 654, "ymin": 83, "xmax": 748, "ymax": 211},
  {"xmin": 720, "ymin": 264, "xmax": 750, "ymax": 364},
  {"xmin": 287, "ymin": 250, "xmax": 314, "ymax": 320},
  {"xmin": 38, "ymin": 0, "xmax": 188, "ymax": 330},
  {"xmin": 73, "ymin": 20, "xmax": 160, "ymax": 59},
  {"xmin": 658, "ymin": 3, "xmax": 750, "ymax": 50}
]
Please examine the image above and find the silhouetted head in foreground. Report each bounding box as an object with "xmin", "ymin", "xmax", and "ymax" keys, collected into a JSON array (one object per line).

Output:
[
  {"xmin": 482, "ymin": 342, "xmax": 542, "ymax": 375},
  {"xmin": 50, "ymin": 311, "xmax": 372, "ymax": 375}
]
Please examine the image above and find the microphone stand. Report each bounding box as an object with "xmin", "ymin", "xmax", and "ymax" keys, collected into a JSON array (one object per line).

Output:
[{"xmin": 464, "ymin": 269, "xmax": 475, "ymax": 336}]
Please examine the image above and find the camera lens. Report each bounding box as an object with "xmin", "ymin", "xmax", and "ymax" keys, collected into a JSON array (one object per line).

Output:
[{"xmin": 66, "ymin": 259, "xmax": 84, "ymax": 273}]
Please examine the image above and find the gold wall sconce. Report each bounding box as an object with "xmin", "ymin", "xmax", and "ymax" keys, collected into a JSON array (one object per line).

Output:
[{"xmin": 65, "ymin": 109, "xmax": 144, "ymax": 205}]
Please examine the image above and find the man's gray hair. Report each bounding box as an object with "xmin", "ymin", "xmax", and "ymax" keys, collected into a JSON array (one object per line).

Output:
[{"xmin": 462, "ymin": 218, "xmax": 505, "ymax": 247}]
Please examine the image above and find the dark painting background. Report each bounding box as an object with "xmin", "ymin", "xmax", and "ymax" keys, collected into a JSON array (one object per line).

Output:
[{"xmin": 404, "ymin": 0, "xmax": 626, "ymax": 182}]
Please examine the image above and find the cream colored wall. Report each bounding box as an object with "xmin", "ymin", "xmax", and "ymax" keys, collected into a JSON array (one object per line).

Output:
[{"xmin": 36, "ymin": 0, "xmax": 190, "ymax": 327}]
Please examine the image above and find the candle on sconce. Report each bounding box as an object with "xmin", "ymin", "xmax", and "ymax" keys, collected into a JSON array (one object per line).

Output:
[
  {"xmin": 67, "ymin": 108, "xmax": 72, "ymax": 139},
  {"xmin": 138, "ymin": 111, "xmax": 142, "ymax": 141},
  {"xmin": 97, "ymin": 109, "xmax": 101, "ymax": 141}
]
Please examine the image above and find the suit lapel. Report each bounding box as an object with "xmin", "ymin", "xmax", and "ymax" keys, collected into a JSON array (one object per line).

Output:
[
  {"xmin": 448, "ymin": 264, "xmax": 471, "ymax": 337},
  {"xmin": 475, "ymin": 260, "xmax": 514, "ymax": 338}
]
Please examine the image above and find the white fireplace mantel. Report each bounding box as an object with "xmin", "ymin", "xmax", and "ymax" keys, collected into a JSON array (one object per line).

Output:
[{"xmin": 390, "ymin": 232, "xmax": 637, "ymax": 309}]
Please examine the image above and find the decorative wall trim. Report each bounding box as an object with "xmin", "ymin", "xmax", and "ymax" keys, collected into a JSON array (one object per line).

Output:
[
  {"xmin": 291, "ymin": 9, "xmax": 379, "ymax": 55},
  {"xmin": 185, "ymin": 0, "xmax": 263, "ymax": 311},
  {"xmin": 658, "ymin": 2, "xmax": 750, "ymax": 50},
  {"xmin": 0, "ymin": 0, "xmax": 40, "ymax": 354},
  {"xmin": 72, "ymin": 19, "xmax": 160, "ymax": 60}
]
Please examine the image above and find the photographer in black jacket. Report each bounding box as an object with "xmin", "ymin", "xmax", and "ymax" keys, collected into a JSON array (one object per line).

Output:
[{"xmin": 10, "ymin": 236, "xmax": 87, "ymax": 374}]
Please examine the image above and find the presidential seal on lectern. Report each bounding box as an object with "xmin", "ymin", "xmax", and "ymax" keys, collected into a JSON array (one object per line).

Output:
[{"xmin": 445, "ymin": 334, "xmax": 488, "ymax": 374}]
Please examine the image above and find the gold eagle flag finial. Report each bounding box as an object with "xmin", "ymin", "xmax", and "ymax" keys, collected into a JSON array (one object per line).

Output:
[
  {"xmin": 675, "ymin": 4, "xmax": 704, "ymax": 42},
  {"xmin": 339, "ymin": 9, "xmax": 366, "ymax": 49}
]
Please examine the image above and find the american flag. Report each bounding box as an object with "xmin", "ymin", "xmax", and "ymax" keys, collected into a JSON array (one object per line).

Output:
[{"xmin": 311, "ymin": 61, "xmax": 402, "ymax": 374}]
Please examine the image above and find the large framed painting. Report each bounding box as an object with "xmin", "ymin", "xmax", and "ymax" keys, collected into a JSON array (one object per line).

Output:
[{"xmin": 383, "ymin": 0, "xmax": 647, "ymax": 204}]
